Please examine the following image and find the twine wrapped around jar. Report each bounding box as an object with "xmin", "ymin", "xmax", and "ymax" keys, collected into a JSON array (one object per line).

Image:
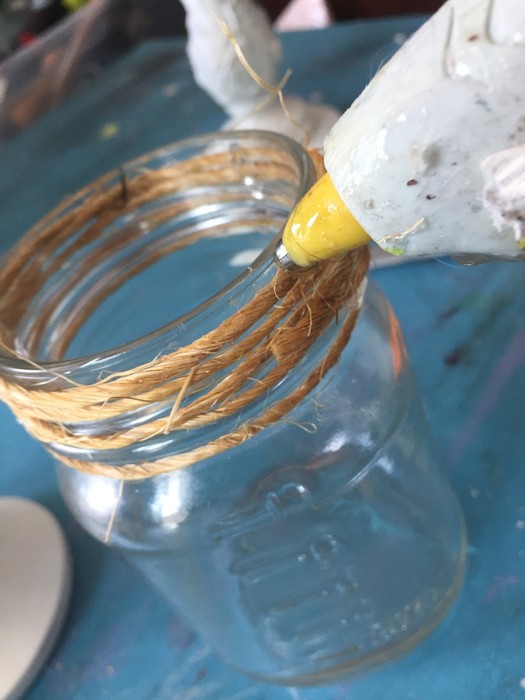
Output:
[{"xmin": 0, "ymin": 139, "xmax": 369, "ymax": 480}]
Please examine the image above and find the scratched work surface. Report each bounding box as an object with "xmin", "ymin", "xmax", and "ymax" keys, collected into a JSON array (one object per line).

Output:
[{"xmin": 0, "ymin": 15, "xmax": 524, "ymax": 700}]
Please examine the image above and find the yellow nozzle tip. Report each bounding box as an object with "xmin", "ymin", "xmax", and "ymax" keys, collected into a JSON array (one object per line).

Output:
[{"xmin": 282, "ymin": 173, "xmax": 371, "ymax": 267}]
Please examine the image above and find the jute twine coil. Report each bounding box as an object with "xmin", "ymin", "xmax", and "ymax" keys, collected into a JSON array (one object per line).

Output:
[{"xmin": 0, "ymin": 145, "xmax": 369, "ymax": 480}]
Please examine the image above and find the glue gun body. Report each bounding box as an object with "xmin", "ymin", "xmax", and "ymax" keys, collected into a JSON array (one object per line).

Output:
[{"xmin": 282, "ymin": 0, "xmax": 525, "ymax": 266}]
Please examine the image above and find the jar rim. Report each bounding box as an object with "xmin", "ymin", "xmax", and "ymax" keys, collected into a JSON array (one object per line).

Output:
[{"xmin": 0, "ymin": 130, "xmax": 316, "ymax": 378}]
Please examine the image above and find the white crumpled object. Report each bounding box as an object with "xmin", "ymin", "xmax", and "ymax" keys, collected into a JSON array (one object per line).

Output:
[{"xmin": 180, "ymin": 0, "xmax": 340, "ymax": 149}]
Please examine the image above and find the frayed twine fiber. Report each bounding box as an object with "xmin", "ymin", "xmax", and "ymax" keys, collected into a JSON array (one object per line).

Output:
[{"xmin": 0, "ymin": 146, "xmax": 369, "ymax": 480}]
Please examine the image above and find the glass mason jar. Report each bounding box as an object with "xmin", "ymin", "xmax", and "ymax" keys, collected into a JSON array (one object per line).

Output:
[{"xmin": 0, "ymin": 132, "xmax": 465, "ymax": 685}]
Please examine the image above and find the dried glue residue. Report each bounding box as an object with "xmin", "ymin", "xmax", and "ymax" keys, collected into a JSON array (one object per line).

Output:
[
  {"xmin": 481, "ymin": 145, "xmax": 525, "ymax": 246},
  {"xmin": 378, "ymin": 217, "xmax": 426, "ymax": 256}
]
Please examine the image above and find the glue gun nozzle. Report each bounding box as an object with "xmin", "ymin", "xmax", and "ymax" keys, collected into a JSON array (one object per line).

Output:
[{"xmin": 274, "ymin": 173, "xmax": 372, "ymax": 269}]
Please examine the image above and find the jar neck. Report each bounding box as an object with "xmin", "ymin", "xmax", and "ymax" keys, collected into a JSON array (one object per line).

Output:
[
  {"xmin": 0, "ymin": 131, "xmax": 316, "ymax": 381},
  {"xmin": 0, "ymin": 132, "xmax": 369, "ymax": 476}
]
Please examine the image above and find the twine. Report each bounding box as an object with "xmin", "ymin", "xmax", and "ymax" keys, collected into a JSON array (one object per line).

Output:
[{"xmin": 0, "ymin": 145, "xmax": 369, "ymax": 480}]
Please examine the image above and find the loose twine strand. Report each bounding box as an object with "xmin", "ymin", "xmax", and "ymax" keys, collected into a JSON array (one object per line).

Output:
[
  {"xmin": 0, "ymin": 147, "xmax": 368, "ymax": 481},
  {"xmin": 215, "ymin": 14, "xmax": 310, "ymax": 146}
]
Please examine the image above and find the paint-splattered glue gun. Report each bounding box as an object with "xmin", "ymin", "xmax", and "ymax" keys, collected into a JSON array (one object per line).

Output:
[{"xmin": 277, "ymin": 0, "xmax": 525, "ymax": 268}]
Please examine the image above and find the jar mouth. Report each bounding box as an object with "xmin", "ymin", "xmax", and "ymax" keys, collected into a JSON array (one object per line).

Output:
[{"xmin": 0, "ymin": 130, "xmax": 316, "ymax": 379}]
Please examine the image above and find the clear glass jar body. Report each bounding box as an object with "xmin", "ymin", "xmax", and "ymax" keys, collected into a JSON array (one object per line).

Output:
[
  {"xmin": 1, "ymin": 132, "xmax": 466, "ymax": 685},
  {"xmin": 58, "ymin": 280, "xmax": 465, "ymax": 684}
]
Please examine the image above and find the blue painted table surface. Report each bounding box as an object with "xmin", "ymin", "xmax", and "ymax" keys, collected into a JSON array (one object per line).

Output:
[{"xmin": 1, "ymin": 16, "xmax": 524, "ymax": 700}]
